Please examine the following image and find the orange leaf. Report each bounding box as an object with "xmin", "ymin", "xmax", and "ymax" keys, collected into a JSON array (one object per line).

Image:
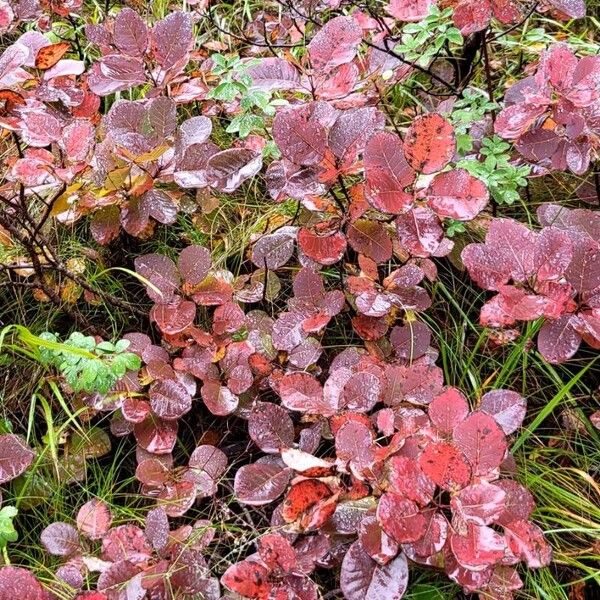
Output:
[{"xmin": 35, "ymin": 42, "xmax": 71, "ymax": 69}]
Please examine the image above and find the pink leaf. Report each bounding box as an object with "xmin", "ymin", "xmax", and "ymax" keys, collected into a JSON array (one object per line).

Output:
[
  {"xmin": 307, "ymin": 16, "xmax": 362, "ymax": 72},
  {"xmin": 340, "ymin": 542, "xmax": 408, "ymax": 600},
  {"xmin": 426, "ymin": 169, "xmax": 488, "ymax": 221},
  {"xmin": 453, "ymin": 412, "xmax": 507, "ymax": 477},
  {"xmin": 76, "ymin": 500, "xmax": 113, "ymax": 540},
  {"xmin": 479, "ymin": 389, "xmax": 527, "ymax": 434}
]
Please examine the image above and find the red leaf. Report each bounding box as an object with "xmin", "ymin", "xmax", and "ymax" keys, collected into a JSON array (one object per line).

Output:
[
  {"xmin": 272, "ymin": 103, "xmax": 329, "ymax": 166},
  {"xmin": 298, "ymin": 228, "xmax": 347, "ymax": 265},
  {"xmin": 0, "ymin": 434, "xmax": 34, "ymax": 484},
  {"xmin": 222, "ymin": 560, "xmax": 272, "ymax": 599},
  {"xmin": 347, "ymin": 220, "xmax": 393, "ymax": 263},
  {"xmin": 0, "ymin": 567, "xmax": 44, "ymax": 600},
  {"xmin": 504, "ymin": 520, "xmax": 552, "ymax": 568},
  {"xmin": 150, "ymin": 12, "xmax": 193, "ymax": 69},
  {"xmin": 453, "ymin": 412, "xmax": 507, "ymax": 477},
  {"xmin": 150, "ymin": 378, "xmax": 193, "ymax": 420},
  {"xmin": 234, "ymin": 462, "xmax": 291, "ymax": 506},
  {"xmin": 451, "ymin": 482, "xmax": 507, "ymax": 525},
  {"xmin": 258, "ymin": 533, "xmax": 297, "ymax": 574},
  {"xmin": 248, "ymin": 402, "xmax": 295, "ymax": 454},
  {"xmin": 377, "ymin": 492, "xmax": 427, "ymax": 543},
  {"xmin": 113, "ymin": 8, "xmax": 148, "ymax": 57},
  {"xmin": 418, "ymin": 441, "xmax": 472, "ymax": 490},
  {"xmin": 403, "ymin": 114, "xmax": 456, "ymax": 174},
  {"xmin": 450, "ymin": 523, "xmax": 506, "ymax": 570},
  {"xmin": 387, "ymin": 454, "xmax": 435, "ymax": 506},
  {"xmin": 279, "ymin": 372, "xmax": 324, "ymax": 414},
  {"xmin": 428, "ymin": 388, "xmax": 470, "ymax": 434},
  {"xmin": 426, "ymin": 169, "xmax": 488, "ymax": 221},
  {"xmin": 386, "ymin": 0, "xmax": 436, "ymax": 21},
  {"xmin": 364, "ymin": 131, "xmax": 415, "ymax": 214},
  {"xmin": 358, "ymin": 515, "xmax": 399, "ymax": 565}
]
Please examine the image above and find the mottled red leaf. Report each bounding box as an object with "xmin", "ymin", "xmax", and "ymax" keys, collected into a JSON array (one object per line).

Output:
[{"xmin": 403, "ymin": 114, "xmax": 456, "ymax": 174}]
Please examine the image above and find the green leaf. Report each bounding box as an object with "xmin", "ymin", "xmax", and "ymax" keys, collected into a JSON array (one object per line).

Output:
[{"xmin": 0, "ymin": 506, "xmax": 19, "ymax": 550}]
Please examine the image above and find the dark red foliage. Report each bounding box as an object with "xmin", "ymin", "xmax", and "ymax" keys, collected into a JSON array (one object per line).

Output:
[
  {"xmin": 462, "ymin": 211, "xmax": 600, "ymax": 362},
  {"xmin": 495, "ymin": 44, "xmax": 600, "ymax": 175}
]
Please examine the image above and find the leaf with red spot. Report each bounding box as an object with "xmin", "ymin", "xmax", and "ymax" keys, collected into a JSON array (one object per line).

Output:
[
  {"xmin": 281, "ymin": 479, "xmax": 333, "ymax": 524},
  {"xmin": 403, "ymin": 114, "xmax": 456, "ymax": 174},
  {"xmin": 418, "ymin": 441, "xmax": 471, "ymax": 490},
  {"xmin": 221, "ymin": 560, "xmax": 272, "ymax": 599},
  {"xmin": 453, "ymin": 412, "xmax": 507, "ymax": 477},
  {"xmin": 340, "ymin": 542, "xmax": 408, "ymax": 600},
  {"xmin": 35, "ymin": 42, "xmax": 70, "ymax": 69}
]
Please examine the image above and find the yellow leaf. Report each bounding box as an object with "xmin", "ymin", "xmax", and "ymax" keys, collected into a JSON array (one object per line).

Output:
[
  {"xmin": 121, "ymin": 144, "xmax": 169, "ymax": 164},
  {"xmin": 104, "ymin": 167, "xmax": 131, "ymax": 191}
]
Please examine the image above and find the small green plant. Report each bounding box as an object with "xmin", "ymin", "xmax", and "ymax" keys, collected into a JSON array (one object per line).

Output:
[
  {"xmin": 394, "ymin": 7, "xmax": 463, "ymax": 67},
  {"xmin": 208, "ymin": 53, "xmax": 281, "ymax": 157},
  {"xmin": 448, "ymin": 89, "xmax": 499, "ymax": 154},
  {"xmin": 38, "ymin": 332, "xmax": 141, "ymax": 394},
  {"xmin": 0, "ymin": 506, "xmax": 18, "ymax": 562},
  {"xmin": 458, "ymin": 136, "xmax": 531, "ymax": 205}
]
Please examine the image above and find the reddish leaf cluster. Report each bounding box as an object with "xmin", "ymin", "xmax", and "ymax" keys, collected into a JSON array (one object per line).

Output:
[
  {"xmin": 463, "ymin": 207, "xmax": 600, "ymax": 362},
  {"xmin": 495, "ymin": 44, "xmax": 600, "ymax": 175},
  {"xmin": 6, "ymin": 501, "xmax": 220, "ymax": 599},
  {"xmin": 229, "ymin": 369, "xmax": 550, "ymax": 599}
]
